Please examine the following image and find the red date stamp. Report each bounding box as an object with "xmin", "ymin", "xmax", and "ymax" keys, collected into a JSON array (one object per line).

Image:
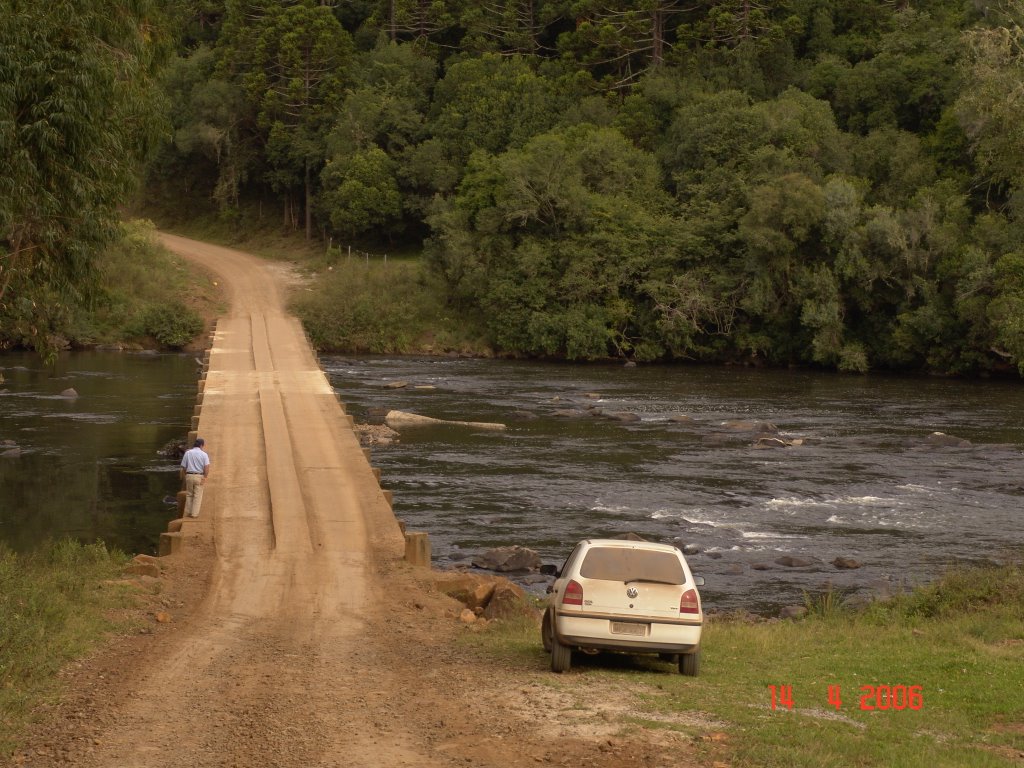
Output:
[{"xmin": 769, "ymin": 684, "xmax": 923, "ymax": 711}]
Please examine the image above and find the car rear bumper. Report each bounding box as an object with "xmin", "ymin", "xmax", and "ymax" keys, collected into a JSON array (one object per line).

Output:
[{"xmin": 554, "ymin": 613, "xmax": 702, "ymax": 654}]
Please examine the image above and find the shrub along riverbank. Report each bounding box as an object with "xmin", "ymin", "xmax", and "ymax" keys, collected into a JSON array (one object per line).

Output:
[
  {"xmin": 0, "ymin": 541, "xmax": 137, "ymax": 756},
  {"xmin": 0, "ymin": 220, "xmax": 220, "ymax": 358},
  {"xmin": 469, "ymin": 562, "xmax": 1024, "ymax": 768}
]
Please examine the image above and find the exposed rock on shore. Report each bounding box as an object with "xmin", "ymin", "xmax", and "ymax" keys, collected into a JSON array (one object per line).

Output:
[
  {"xmin": 472, "ymin": 545, "xmax": 541, "ymax": 572},
  {"xmin": 433, "ymin": 571, "xmax": 539, "ymax": 622}
]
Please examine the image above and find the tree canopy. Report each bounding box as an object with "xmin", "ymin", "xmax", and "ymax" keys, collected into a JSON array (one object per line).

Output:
[
  {"xmin": 1, "ymin": 0, "xmax": 168, "ymax": 354},
  {"xmin": 11, "ymin": 0, "xmax": 1024, "ymax": 374}
]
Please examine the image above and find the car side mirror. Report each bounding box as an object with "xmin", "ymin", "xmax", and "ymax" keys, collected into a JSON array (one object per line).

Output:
[{"xmin": 693, "ymin": 575, "xmax": 705, "ymax": 587}]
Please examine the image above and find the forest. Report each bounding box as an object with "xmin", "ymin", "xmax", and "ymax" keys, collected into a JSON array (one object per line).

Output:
[{"xmin": 3, "ymin": 0, "xmax": 1024, "ymax": 374}]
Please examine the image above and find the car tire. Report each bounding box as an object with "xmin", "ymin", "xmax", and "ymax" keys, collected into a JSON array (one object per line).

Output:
[
  {"xmin": 541, "ymin": 611, "xmax": 552, "ymax": 653},
  {"xmin": 679, "ymin": 650, "xmax": 700, "ymax": 677},
  {"xmin": 551, "ymin": 635, "xmax": 572, "ymax": 673}
]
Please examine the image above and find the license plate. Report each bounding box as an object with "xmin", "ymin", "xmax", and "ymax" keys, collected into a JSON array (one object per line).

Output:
[{"xmin": 611, "ymin": 621, "xmax": 648, "ymax": 637}]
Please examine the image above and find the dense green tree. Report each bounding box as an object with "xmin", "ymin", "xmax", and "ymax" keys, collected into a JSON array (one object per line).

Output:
[
  {"xmin": 956, "ymin": 17, "xmax": 1024, "ymax": 194},
  {"xmin": 219, "ymin": 0, "xmax": 352, "ymax": 238},
  {"xmin": 323, "ymin": 39, "xmax": 436, "ymax": 225},
  {"xmin": 805, "ymin": 8, "xmax": 959, "ymax": 134},
  {"xmin": 405, "ymin": 54, "xmax": 565, "ymax": 194},
  {"xmin": 125, "ymin": 0, "xmax": 1024, "ymax": 376},
  {"xmin": 555, "ymin": 0, "xmax": 690, "ymax": 88},
  {"xmin": 429, "ymin": 126, "xmax": 683, "ymax": 359},
  {"xmin": 147, "ymin": 46, "xmax": 256, "ymax": 216},
  {"xmin": 320, "ymin": 147, "xmax": 403, "ymax": 238},
  {"xmin": 0, "ymin": 0, "xmax": 168, "ymax": 355}
]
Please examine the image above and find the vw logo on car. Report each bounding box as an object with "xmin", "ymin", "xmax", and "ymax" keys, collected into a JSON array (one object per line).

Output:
[{"xmin": 626, "ymin": 587, "xmax": 639, "ymax": 598}]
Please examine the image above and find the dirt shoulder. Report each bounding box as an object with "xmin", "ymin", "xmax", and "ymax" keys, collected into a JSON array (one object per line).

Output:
[{"xmin": 11, "ymin": 235, "xmax": 724, "ymax": 768}]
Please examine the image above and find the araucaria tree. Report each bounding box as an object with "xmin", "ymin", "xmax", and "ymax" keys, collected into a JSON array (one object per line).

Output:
[{"xmin": 219, "ymin": 0, "xmax": 352, "ymax": 240}]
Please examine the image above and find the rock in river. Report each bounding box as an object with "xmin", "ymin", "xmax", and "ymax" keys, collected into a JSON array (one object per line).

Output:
[
  {"xmin": 472, "ymin": 546, "xmax": 541, "ymax": 572},
  {"xmin": 832, "ymin": 557, "xmax": 863, "ymax": 569},
  {"xmin": 384, "ymin": 410, "xmax": 506, "ymax": 431},
  {"xmin": 923, "ymin": 431, "xmax": 972, "ymax": 448},
  {"xmin": 775, "ymin": 555, "xmax": 818, "ymax": 568}
]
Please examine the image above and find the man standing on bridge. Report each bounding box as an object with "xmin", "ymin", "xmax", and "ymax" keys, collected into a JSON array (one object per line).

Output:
[{"xmin": 180, "ymin": 437, "xmax": 211, "ymax": 519}]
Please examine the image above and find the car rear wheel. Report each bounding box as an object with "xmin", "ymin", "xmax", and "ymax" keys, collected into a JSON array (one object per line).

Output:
[
  {"xmin": 550, "ymin": 635, "xmax": 572, "ymax": 673},
  {"xmin": 541, "ymin": 611, "xmax": 552, "ymax": 653},
  {"xmin": 679, "ymin": 650, "xmax": 700, "ymax": 677}
]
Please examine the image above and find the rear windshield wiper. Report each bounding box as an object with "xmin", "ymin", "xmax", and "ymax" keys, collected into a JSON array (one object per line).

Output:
[{"xmin": 622, "ymin": 577, "xmax": 679, "ymax": 585}]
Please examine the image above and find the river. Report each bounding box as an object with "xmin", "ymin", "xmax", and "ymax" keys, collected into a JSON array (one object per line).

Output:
[
  {"xmin": 321, "ymin": 356, "xmax": 1024, "ymax": 612},
  {"xmin": 0, "ymin": 351, "xmax": 196, "ymax": 555},
  {"xmin": 2, "ymin": 351, "xmax": 1022, "ymax": 613}
]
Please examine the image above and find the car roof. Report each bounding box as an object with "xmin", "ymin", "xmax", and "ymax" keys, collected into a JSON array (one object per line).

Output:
[{"xmin": 578, "ymin": 538, "xmax": 681, "ymax": 554}]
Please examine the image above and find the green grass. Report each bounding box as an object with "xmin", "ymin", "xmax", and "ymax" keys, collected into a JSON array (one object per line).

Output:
[
  {"xmin": 0, "ymin": 540, "xmax": 140, "ymax": 756},
  {"xmin": 290, "ymin": 256, "xmax": 488, "ymax": 355},
  {"xmin": 469, "ymin": 564, "xmax": 1024, "ymax": 767},
  {"xmin": 69, "ymin": 219, "xmax": 222, "ymax": 348}
]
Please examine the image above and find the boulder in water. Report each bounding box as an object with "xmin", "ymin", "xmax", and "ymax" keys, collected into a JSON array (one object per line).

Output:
[
  {"xmin": 60, "ymin": 387, "xmax": 78, "ymax": 399},
  {"xmin": 722, "ymin": 419, "xmax": 778, "ymax": 434},
  {"xmin": 472, "ymin": 546, "xmax": 541, "ymax": 572},
  {"xmin": 775, "ymin": 555, "xmax": 818, "ymax": 568},
  {"xmin": 832, "ymin": 557, "xmax": 863, "ymax": 570},
  {"xmin": 612, "ymin": 532, "xmax": 648, "ymax": 542},
  {"xmin": 924, "ymin": 431, "xmax": 971, "ymax": 448},
  {"xmin": 603, "ymin": 411, "xmax": 641, "ymax": 423},
  {"xmin": 551, "ymin": 408, "xmax": 591, "ymax": 419}
]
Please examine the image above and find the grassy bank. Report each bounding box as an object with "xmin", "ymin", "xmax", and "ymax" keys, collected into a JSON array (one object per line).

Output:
[
  {"xmin": 291, "ymin": 252, "xmax": 488, "ymax": 355},
  {"xmin": 0, "ymin": 220, "xmax": 220, "ymax": 355},
  {"xmin": 0, "ymin": 541, "xmax": 138, "ymax": 756},
  {"xmin": 69, "ymin": 219, "xmax": 221, "ymax": 349},
  {"xmin": 468, "ymin": 563, "xmax": 1024, "ymax": 767}
]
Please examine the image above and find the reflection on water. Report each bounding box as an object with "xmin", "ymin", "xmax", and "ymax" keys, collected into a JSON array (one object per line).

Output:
[
  {"xmin": 323, "ymin": 356, "xmax": 1024, "ymax": 612},
  {"xmin": 0, "ymin": 351, "xmax": 196, "ymax": 555}
]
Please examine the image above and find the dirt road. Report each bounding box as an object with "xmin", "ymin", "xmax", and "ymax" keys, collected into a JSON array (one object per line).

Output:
[{"xmin": 14, "ymin": 236, "xmax": 717, "ymax": 768}]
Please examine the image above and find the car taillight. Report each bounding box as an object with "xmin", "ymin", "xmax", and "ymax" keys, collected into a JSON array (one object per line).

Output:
[
  {"xmin": 561, "ymin": 580, "xmax": 583, "ymax": 606},
  {"xmin": 679, "ymin": 588, "xmax": 700, "ymax": 614}
]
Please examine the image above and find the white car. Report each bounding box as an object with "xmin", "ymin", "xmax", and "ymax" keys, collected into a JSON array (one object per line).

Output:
[{"xmin": 542, "ymin": 539, "xmax": 704, "ymax": 675}]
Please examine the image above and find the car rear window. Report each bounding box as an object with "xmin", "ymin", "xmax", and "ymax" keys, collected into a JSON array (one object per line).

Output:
[{"xmin": 578, "ymin": 547, "xmax": 686, "ymax": 584}]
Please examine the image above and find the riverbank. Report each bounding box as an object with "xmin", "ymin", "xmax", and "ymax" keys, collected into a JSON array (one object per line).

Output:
[
  {"xmin": 0, "ymin": 541, "xmax": 134, "ymax": 755},
  {"xmin": 7, "ymin": 536, "xmax": 1021, "ymax": 767},
  {"xmin": 0, "ymin": 220, "xmax": 223, "ymax": 356},
  {"xmin": 468, "ymin": 561, "xmax": 1024, "ymax": 767}
]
